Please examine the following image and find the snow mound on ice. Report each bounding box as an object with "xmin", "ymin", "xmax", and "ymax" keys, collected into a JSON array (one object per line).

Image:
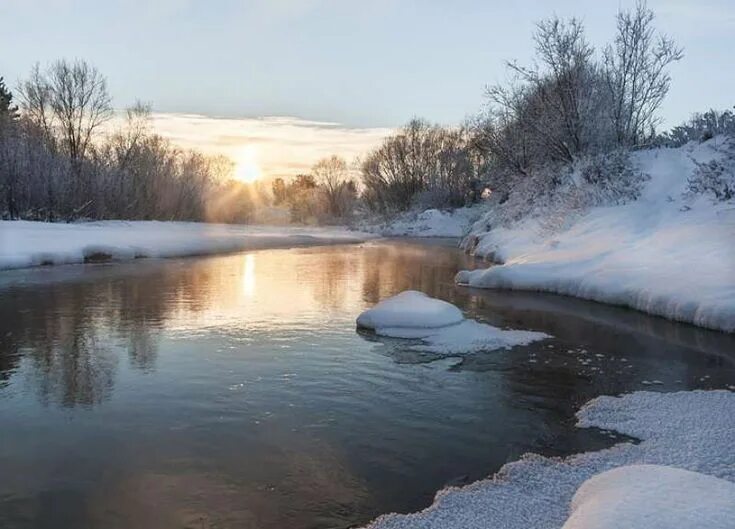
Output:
[
  {"xmin": 563, "ymin": 465, "xmax": 735, "ymax": 529},
  {"xmin": 357, "ymin": 291, "xmax": 464, "ymax": 331},
  {"xmin": 0, "ymin": 220, "xmax": 373, "ymax": 271},
  {"xmin": 357, "ymin": 291, "xmax": 549, "ymax": 354},
  {"xmin": 456, "ymin": 139, "xmax": 735, "ymax": 333},
  {"xmin": 365, "ymin": 390, "xmax": 735, "ymax": 529}
]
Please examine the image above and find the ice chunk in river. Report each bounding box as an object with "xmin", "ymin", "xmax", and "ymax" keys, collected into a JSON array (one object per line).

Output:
[
  {"xmin": 563, "ymin": 464, "xmax": 735, "ymax": 529},
  {"xmin": 357, "ymin": 290, "xmax": 549, "ymax": 355}
]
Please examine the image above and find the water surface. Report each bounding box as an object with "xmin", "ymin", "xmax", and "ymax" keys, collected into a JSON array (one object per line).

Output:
[{"xmin": 1, "ymin": 240, "xmax": 734, "ymax": 529}]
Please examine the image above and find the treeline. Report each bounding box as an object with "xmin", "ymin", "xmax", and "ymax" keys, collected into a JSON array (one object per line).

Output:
[
  {"xmin": 0, "ymin": 62, "xmax": 363, "ymax": 224},
  {"xmin": 358, "ymin": 1, "xmax": 733, "ymax": 215},
  {"xmin": 2, "ymin": 1, "xmax": 732, "ymax": 225},
  {"xmin": 360, "ymin": 119, "xmax": 484, "ymax": 212},
  {"xmin": 662, "ymin": 108, "xmax": 735, "ymax": 147},
  {"xmin": 271, "ymin": 155, "xmax": 358, "ymax": 224},
  {"xmin": 0, "ymin": 63, "xmax": 270, "ymax": 222}
]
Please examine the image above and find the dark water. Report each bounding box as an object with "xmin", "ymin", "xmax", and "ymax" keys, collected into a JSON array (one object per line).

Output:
[{"xmin": 1, "ymin": 240, "xmax": 734, "ymax": 529}]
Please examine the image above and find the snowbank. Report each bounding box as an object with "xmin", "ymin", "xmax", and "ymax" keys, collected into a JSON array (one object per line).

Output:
[
  {"xmin": 372, "ymin": 207, "xmax": 480, "ymax": 238},
  {"xmin": 563, "ymin": 465, "xmax": 735, "ymax": 529},
  {"xmin": 365, "ymin": 390, "xmax": 735, "ymax": 528},
  {"xmin": 457, "ymin": 140, "xmax": 735, "ymax": 333},
  {"xmin": 357, "ymin": 291, "xmax": 549, "ymax": 354},
  {"xmin": 0, "ymin": 220, "xmax": 374, "ymax": 271}
]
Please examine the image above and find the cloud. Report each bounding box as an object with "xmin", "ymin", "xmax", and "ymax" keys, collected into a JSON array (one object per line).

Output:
[{"xmin": 146, "ymin": 113, "xmax": 392, "ymax": 180}]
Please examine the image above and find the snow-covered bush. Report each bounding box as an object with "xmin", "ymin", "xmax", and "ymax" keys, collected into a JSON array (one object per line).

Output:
[
  {"xmin": 530, "ymin": 153, "xmax": 642, "ymax": 235},
  {"xmin": 686, "ymin": 138, "xmax": 735, "ymax": 202},
  {"xmin": 482, "ymin": 166, "xmax": 564, "ymax": 229},
  {"xmin": 473, "ymin": 150, "xmax": 644, "ymax": 237},
  {"xmin": 577, "ymin": 150, "xmax": 647, "ymax": 205}
]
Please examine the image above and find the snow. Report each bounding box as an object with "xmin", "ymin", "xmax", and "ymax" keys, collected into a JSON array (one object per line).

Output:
[
  {"xmin": 372, "ymin": 207, "xmax": 481, "ymax": 238},
  {"xmin": 357, "ymin": 290, "xmax": 549, "ymax": 354},
  {"xmin": 456, "ymin": 140, "xmax": 735, "ymax": 333},
  {"xmin": 357, "ymin": 291, "xmax": 464, "ymax": 331},
  {"xmin": 0, "ymin": 220, "xmax": 374, "ymax": 271},
  {"xmin": 365, "ymin": 390, "xmax": 735, "ymax": 529},
  {"xmin": 563, "ymin": 465, "xmax": 735, "ymax": 529},
  {"xmin": 382, "ymin": 319, "xmax": 549, "ymax": 355}
]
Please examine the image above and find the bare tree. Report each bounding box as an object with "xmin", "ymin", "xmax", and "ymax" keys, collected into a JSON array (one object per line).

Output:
[
  {"xmin": 110, "ymin": 101, "xmax": 152, "ymax": 170},
  {"xmin": 19, "ymin": 59, "xmax": 113, "ymax": 172},
  {"xmin": 312, "ymin": 155, "xmax": 351, "ymax": 218},
  {"xmin": 485, "ymin": 16, "xmax": 609, "ymax": 167},
  {"xmin": 361, "ymin": 119, "xmax": 480, "ymax": 212},
  {"xmin": 603, "ymin": 1, "xmax": 683, "ymax": 146}
]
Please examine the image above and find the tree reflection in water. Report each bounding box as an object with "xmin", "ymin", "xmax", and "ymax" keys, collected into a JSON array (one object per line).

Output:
[
  {"xmin": 0, "ymin": 240, "xmax": 476, "ymax": 407},
  {"xmin": 0, "ymin": 241, "xmax": 734, "ymax": 529}
]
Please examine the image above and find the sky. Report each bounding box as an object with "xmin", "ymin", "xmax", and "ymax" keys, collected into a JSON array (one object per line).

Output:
[{"xmin": 1, "ymin": 0, "xmax": 733, "ymax": 179}]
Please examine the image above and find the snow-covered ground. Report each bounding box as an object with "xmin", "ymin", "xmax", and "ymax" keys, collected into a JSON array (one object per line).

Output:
[
  {"xmin": 357, "ymin": 290, "xmax": 549, "ymax": 354},
  {"xmin": 563, "ymin": 465, "xmax": 735, "ymax": 529},
  {"xmin": 366, "ymin": 207, "xmax": 481, "ymax": 238},
  {"xmin": 0, "ymin": 220, "xmax": 374, "ymax": 271},
  {"xmin": 366, "ymin": 389, "xmax": 735, "ymax": 529},
  {"xmin": 456, "ymin": 140, "xmax": 735, "ymax": 333}
]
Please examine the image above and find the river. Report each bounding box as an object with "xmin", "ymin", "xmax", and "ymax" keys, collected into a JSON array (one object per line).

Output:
[{"xmin": 1, "ymin": 239, "xmax": 733, "ymax": 528}]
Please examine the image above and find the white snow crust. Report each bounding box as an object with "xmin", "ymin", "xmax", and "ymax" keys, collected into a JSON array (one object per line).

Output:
[{"xmin": 366, "ymin": 390, "xmax": 735, "ymax": 529}]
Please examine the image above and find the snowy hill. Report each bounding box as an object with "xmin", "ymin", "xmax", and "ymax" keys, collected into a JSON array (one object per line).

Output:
[{"xmin": 456, "ymin": 139, "xmax": 735, "ymax": 333}]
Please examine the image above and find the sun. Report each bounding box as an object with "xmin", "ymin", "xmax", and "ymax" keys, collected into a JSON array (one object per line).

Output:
[{"xmin": 234, "ymin": 145, "xmax": 262, "ymax": 183}]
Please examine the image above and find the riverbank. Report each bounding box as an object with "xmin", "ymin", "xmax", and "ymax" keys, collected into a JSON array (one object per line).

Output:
[
  {"xmin": 0, "ymin": 220, "xmax": 375, "ymax": 271},
  {"xmin": 450, "ymin": 139, "xmax": 734, "ymax": 333}
]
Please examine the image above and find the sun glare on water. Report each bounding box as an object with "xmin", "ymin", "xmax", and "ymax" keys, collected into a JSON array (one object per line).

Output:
[{"xmin": 234, "ymin": 145, "xmax": 262, "ymax": 183}]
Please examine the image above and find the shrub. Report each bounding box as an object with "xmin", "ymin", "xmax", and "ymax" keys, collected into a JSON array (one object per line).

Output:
[
  {"xmin": 686, "ymin": 139, "xmax": 735, "ymax": 202},
  {"xmin": 577, "ymin": 150, "xmax": 647, "ymax": 205}
]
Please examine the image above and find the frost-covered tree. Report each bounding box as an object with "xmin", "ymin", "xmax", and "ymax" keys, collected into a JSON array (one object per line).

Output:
[
  {"xmin": 603, "ymin": 1, "xmax": 683, "ymax": 146},
  {"xmin": 503, "ymin": 17, "xmax": 608, "ymax": 161},
  {"xmin": 663, "ymin": 107, "xmax": 735, "ymax": 146},
  {"xmin": 478, "ymin": 14, "xmax": 615, "ymax": 196},
  {"xmin": 361, "ymin": 119, "xmax": 480, "ymax": 212},
  {"xmin": 1, "ymin": 68, "xmax": 254, "ymax": 223},
  {"xmin": 18, "ymin": 60, "xmax": 113, "ymax": 174},
  {"xmin": 312, "ymin": 155, "xmax": 351, "ymax": 218},
  {"xmin": 0, "ymin": 77, "xmax": 19, "ymax": 124},
  {"xmin": 473, "ymin": 1, "xmax": 681, "ymax": 206},
  {"xmin": 0, "ymin": 77, "xmax": 21, "ymax": 218}
]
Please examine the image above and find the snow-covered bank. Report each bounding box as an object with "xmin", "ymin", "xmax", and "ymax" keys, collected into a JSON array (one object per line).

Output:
[
  {"xmin": 456, "ymin": 140, "xmax": 735, "ymax": 333},
  {"xmin": 364, "ymin": 207, "xmax": 481, "ymax": 238},
  {"xmin": 0, "ymin": 220, "xmax": 375, "ymax": 271},
  {"xmin": 366, "ymin": 390, "xmax": 735, "ymax": 529},
  {"xmin": 357, "ymin": 291, "xmax": 548, "ymax": 354}
]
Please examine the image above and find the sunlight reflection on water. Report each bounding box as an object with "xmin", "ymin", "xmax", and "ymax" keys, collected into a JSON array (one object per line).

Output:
[{"xmin": 0, "ymin": 240, "xmax": 733, "ymax": 529}]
